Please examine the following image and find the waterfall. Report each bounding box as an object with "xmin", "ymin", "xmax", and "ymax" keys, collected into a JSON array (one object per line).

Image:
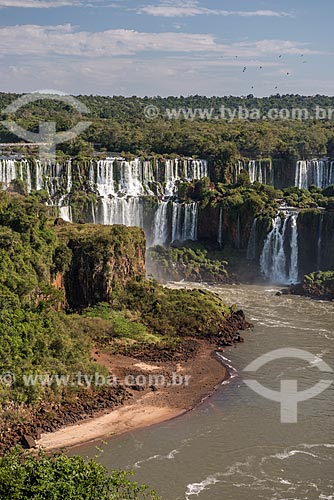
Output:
[
  {"xmin": 59, "ymin": 206, "xmax": 73, "ymax": 223},
  {"xmin": 172, "ymin": 202, "xmax": 198, "ymax": 242},
  {"xmin": 0, "ymin": 156, "xmax": 208, "ymax": 244},
  {"xmin": 260, "ymin": 212, "xmax": 299, "ymax": 284},
  {"xmin": 96, "ymin": 159, "xmax": 116, "ymax": 197},
  {"xmin": 164, "ymin": 159, "xmax": 208, "ymax": 197},
  {"xmin": 0, "ymin": 157, "xmax": 74, "ymax": 207},
  {"xmin": 26, "ymin": 163, "xmax": 32, "ymax": 193},
  {"xmin": 118, "ymin": 158, "xmax": 147, "ymax": 196},
  {"xmin": 189, "ymin": 159, "xmax": 209, "ymax": 180},
  {"xmin": 289, "ymin": 214, "xmax": 299, "ymax": 283},
  {"xmin": 97, "ymin": 197, "xmax": 143, "ymax": 228},
  {"xmin": 295, "ymin": 160, "xmax": 309, "ymax": 189},
  {"xmin": 93, "ymin": 158, "xmax": 206, "ymax": 240},
  {"xmin": 165, "ymin": 159, "xmax": 180, "ymax": 197},
  {"xmin": 35, "ymin": 160, "xmax": 44, "ymax": 191},
  {"xmin": 217, "ymin": 206, "xmax": 223, "ymax": 247},
  {"xmin": 295, "ymin": 160, "xmax": 334, "ymax": 189},
  {"xmin": 0, "ymin": 159, "xmax": 17, "ymax": 188},
  {"xmin": 152, "ymin": 202, "xmax": 169, "ymax": 246},
  {"xmin": 260, "ymin": 216, "xmax": 288, "ymax": 284},
  {"xmin": 234, "ymin": 160, "xmax": 273, "ymax": 185},
  {"xmin": 248, "ymin": 160, "xmax": 258, "ymax": 184},
  {"xmin": 91, "ymin": 201, "xmax": 96, "ymax": 224},
  {"xmin": 66, "ymin": 161, "xmax": 72, "ymax": 193},
  {"xmin": 89, "ymin": 161, "xmax": 95, "ymax": 188},
  {"xmin": 247, "ymin": 218, "xmax": 258, "ymax": 260}
]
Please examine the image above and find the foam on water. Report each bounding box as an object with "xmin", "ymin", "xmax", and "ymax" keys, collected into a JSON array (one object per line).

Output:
[
  {"xmin": 134, "ymin": 449, "xmax": 180, "ymax": 469},
  {"xmin": 185, "ymin": 474, "xmax": 220, "ymax": 499},
  {"xmin": 273, "ymin": 450, "xmax": 320, "ymax": 460}
]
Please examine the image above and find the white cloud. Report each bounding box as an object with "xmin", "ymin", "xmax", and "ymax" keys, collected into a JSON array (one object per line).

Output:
[
  {"xmin": 0, "ymin": 25, "xmax": 219, "ymax": 56},
  {"xmin": 0, "ymin": 24, "xmax": 317, "ymax": 58},
  {"xmin": 0, "ymin": 0, "xmax": 111, "ymax": 8},
  {"xmin": 138, "ymin": 0, "xmax": 291, "ymax": 18},
  {"xmin": 0, "ymin": 0, "xmax": 77, "ymax": 6}
]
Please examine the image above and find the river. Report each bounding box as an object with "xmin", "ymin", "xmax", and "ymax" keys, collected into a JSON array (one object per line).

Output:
[{"xmin": 76, "ymin": 284, "xmax": 334, "ymax": 500}]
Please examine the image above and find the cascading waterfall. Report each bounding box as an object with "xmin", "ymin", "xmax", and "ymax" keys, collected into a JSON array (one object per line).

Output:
[
  {"xmin": 260, "ymin": 211, "xmax": 299, "ymax": 284},
  {"xmin": 152, "ymin": 202, "xmax": 169, "ymax": 246},
  {"xmin": 0, "ymin": 159, "xmax": 17, "ymax": 188},
  {"xmin": 234, "ymin": 159, "xmax": 273, "ymax": 185},
  {"xmin": 26, "ymin": 163, "xmax": 32, "ymax": 193},
  {"xmin": 57, "ymin": 160, "xmax": 73, "ymax": 222},
  {"xmin": 35, "ymin": 160, "xmax": 44, "ymax": 191},
  {"xmin": 0, "ymin": 156, "xmax": 207, "ymax": 242},
  {"xmin": 295, "ymin": 160, "xmax": 334, "ymax": 189},
  {"xmin": 66, "ymin": 160, "xmax": 72, "ymax": 193},
  {"xmin": 247, "ymin": 218, "xmax": 258, "ymax": 260},
  {"xmin": 172, "ymin": 202, "xmax": 198, "ymax": 242},
  {"xmin": 91, "ymin": 157, "xmax": 208, "ymax": 238},
  {"xmin": 233, "ymin": 158, "xmax": 334, "ymax": 189},
  {"xmin": 289, "ymin": 214, "xmax": 299, "ymax": 284},
  {"xmin": 165, "ymin": 159, "xmax": 180, "ymax": 197},
  {"xmin": 97, "ymin": 197, "xmax": 143, "ymax": 228},
  {"xmin": 59, "ymin": 206, "xmax": 73, "ymax": 223}
]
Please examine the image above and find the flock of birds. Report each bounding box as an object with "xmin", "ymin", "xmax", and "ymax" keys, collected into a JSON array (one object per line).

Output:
[{"xmin": 224, "ymin": 53, "xmax": 308, "ymax": 91}]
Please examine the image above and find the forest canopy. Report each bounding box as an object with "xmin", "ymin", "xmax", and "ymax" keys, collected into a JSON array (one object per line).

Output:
[{"xmin": 1, "ymin": 93, "xmax": 334, "ymax": 161}]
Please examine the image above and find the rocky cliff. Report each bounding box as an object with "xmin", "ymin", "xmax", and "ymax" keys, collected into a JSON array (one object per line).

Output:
[{"xmin": 55, "ymin": 223, "xmax": 146, "ymax": 309}]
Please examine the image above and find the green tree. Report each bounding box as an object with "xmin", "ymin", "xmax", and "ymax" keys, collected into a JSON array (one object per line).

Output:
[{"xmin": 0, "ymin": 448, "xmax": 160, "ymax": 500}]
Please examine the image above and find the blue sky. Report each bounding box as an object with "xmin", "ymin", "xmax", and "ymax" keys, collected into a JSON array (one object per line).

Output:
[{"xmin": 0, "ymin": 0, "xmax": 333, "ymax": 96}]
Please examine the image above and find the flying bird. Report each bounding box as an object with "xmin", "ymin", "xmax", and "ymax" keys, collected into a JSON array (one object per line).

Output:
[
  {"xmin": 259, "ymin": 66, "xmax": 263, "ymax": 69},
  {"xmin": 243, "ymin": 66, "xmax": 247, "ymax": 73},
  {"xmin": 279, "ymin": 55, "xmax": 282, "ymax": 58}
]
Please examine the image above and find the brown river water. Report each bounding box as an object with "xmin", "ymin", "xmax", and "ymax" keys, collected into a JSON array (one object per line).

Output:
[{"xmin": 76, "ymin": 284, "xmax": 334, "ymax": 500}]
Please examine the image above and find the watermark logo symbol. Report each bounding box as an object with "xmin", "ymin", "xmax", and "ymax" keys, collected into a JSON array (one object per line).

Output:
[
  {"xmin": 0, "ymin": 371, "xmax": 15, "ymax": 387},
  {"xmin": 243, "ymin": 348, "xmax": 333, "ymax": 423},
  {"xmin": 144, "ymin": 105, "xmax": 160, "ymax": 120},
  {"xmin": 1, "ymin": 90, "xmax": 92, "ymax": 162}
]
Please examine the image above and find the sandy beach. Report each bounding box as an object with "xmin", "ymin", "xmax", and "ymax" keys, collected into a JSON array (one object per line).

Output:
[{"xmin": 37, "ymin": 342, "xmax": 227, "ymax": 450}]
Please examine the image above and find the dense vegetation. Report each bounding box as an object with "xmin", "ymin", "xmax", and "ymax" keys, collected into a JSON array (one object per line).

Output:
[
  {"xmin": 2, "ymin": 93, "xmax": 334, "ymax": 162},
  {"xmin": 147, "ymin": 244, "xmax": 231, "ymax": 283},
  {"xmin": 284, "ymin": 271, "xmax": 334, "ymax": 301},
  {"xmin": 0, "ymin": 191, "xmax": 245, "ymax": 456},
  {"xmin": 0, "ymin": 448, "xmax": 159, "ymax": 500}
]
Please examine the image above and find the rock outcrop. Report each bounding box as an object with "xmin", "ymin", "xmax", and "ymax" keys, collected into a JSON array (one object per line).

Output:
[
  {"xmin": 55, "ymin": 224, "xmax": 146, "ymax": 309},
  {"xmin": 282, "ymin": 271, "xmax": 334, "ymax": 301}
]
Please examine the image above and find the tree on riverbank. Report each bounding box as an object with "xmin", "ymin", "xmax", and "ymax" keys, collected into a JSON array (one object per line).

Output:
[{"xmin": 0, "ymin": 448, "xmax": 160, "ymax": 500}]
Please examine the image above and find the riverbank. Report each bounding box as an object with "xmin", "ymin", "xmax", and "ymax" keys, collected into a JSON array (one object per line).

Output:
[
  {"xmin": 282, "ymin": 271, "xmax": 334, "ymax": 301},
  {"xmin": 37, "ymin": 341, "xmax": 228, "ymax": 451},
  {"xmin": 82, "ymin": 284, "xmax": 333, "ymax": 500}
]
